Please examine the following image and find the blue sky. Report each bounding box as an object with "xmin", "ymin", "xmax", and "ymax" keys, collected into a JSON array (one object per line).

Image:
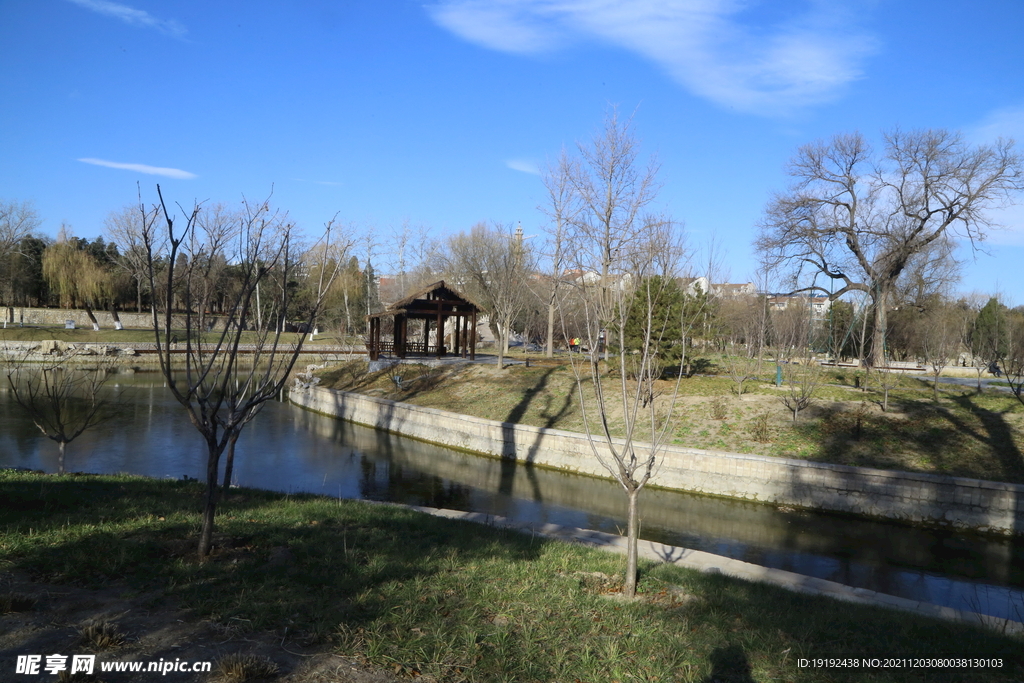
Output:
[{"xmin": 2, "ymin": 0, "xmax": 1023, "ymax": 304}]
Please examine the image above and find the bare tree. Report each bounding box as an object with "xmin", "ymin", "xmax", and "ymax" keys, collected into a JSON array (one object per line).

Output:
[
  {"xmin": 556, "ymin": 110, "xmax": 685, "ymax": 597},
  {"xmin": 1004, "ymin": 307, "xmax": 1024, "ymax": 406},
  {"xmin": 4, "ymin": 352, "xmax": 117, "ymax": 474},
  {"xmin": 145, "ymin": 185, "xmax": 340, "ymax": 558},
  {"xmin": 780, "ymin": 359, "xmax": 823, "ymax": 422},
  {"xmin": 915, "ymin": 298, "xmax": 963, "ymax": 401},
  {"xmin": 565, "ymin": 108, "xmax": 662, "ymax": 362},
  {"xmin": 441, "ymin": 222, "xmax": 535, "ymax": 367},
  {"xmin": 0, "ymin": 199, "xmax": 41, "ymax": 263},
  {"xmin": 105, "ymin": 189, "xmax": 165, "ymax": 313},
  {"xmin": 758, "ymin": 130, "xmax": 1022, "ymax": 367},
  {"xmin": 539, "ymin": 148, "xmax": 579, "ymax": 357}
]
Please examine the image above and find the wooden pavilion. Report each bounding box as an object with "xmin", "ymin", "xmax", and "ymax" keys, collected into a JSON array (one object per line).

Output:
[{"xmin": 365, "ymin": 281, "xmax": 480, "ymax": 361}]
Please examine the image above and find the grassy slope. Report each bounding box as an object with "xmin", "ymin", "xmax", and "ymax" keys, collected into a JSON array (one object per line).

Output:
[
  {"xmin": 1, "ymin": 472, "xmax": 1021, "ymax": 682},
  {"xmin": 317, "ymin": 359, "xmax": 1024, "ymax": 485}
]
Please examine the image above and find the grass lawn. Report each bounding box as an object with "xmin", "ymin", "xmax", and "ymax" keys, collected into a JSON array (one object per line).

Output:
[
  {"xmin": 316, "ymin": 358, "xmax": 1024, "ymax": 485},
  {"xmin": 1, "ymin": 471, "xmax": 1021, "ymax": 682}
]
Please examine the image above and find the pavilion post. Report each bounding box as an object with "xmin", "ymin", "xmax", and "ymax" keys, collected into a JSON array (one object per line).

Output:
[
  {"xmin": 470, "ymin": 309, "xmax": 476, "ymax": 360},
  {"xmin": 436, "ymin": 307, "xmax": 443, "ymax": 358},
  {"xmin": 454, "ymin": 311, "xmax": 462, "ymax": 356}
]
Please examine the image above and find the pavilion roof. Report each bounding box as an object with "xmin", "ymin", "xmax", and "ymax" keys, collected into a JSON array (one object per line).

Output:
[{"xmin": 367, "ymin": 280, "xmax": 481, "ymax": 319}]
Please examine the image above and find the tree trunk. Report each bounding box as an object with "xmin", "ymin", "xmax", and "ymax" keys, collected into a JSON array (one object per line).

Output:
[
  {"xmin": 58, "ymin": 440, "xmax": 67, "ymax": 475},
  {"xmin": 497, "ymin": 320, "xmax": 506, "ymax": 369},
  {"xmin": 545, "ymin": 299, "xmax": 555, "ymax": 358},
  {"xmin": 870, "ymin": 288, "xmax": 889, "ymax": 368},
  {"xmin": 222, "ymin": 432, "xmax": 239, "ymax": 494},
  {"xmin": 624, "ymin": 486, "xmax": 640, "ymax": 598},
  {"xmin": 198, "ymin": 440, "xmax": 223, "ymax": 559},
  {"xmin": 84, "ymin": 304, "xmax": 100, "ymax": 331}
]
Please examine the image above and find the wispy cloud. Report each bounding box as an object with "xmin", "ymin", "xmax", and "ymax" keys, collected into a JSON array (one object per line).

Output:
[
  {"xmin": 78, "ymin": 158, "xmax": 197, "ymax": 179},
  {"xmin": 66, "ymin": 0, "xmax": 186, "ymax": 39},
  {"xmin": 967, "ymin": 104, "xmax": 1024, "ymax": 245},
  {"xmin": 969, "ymin": 103, "xmax": 1024, "ymax": 144},
  {"xmin": 427, "ymin": 0, "xmax": 877, "ymax": 115},
  {"xmin": 506, "ymin": 158, "xmax": 540, "ymax": 175}
]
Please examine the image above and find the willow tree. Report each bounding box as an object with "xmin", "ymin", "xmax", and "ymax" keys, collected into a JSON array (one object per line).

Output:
[
  {"xmin": 145, "ymin": 186, "xmax": 341, "ymax": 558},
  {"xmin": 42, "ymin": 227, "xmax": 113, "ymax": 329},
  {"xmin": 757, "ymin": 129, "xmax": 1022, "ymax": 367}
]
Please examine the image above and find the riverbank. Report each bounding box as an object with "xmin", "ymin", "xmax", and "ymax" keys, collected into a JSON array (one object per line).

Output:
[
  {"xmin": 315, "ymin": 359, "xmax": 1024, "ymax": 485},
  {"xmin": 2, "ymin": 471, "xmax": 1021, "ymax": 682},
  {"xmin": 290, "ymin": 384, "xmax": 1024, "ymax": 537}
]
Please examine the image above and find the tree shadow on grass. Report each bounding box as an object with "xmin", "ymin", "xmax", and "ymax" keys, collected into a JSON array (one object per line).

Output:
[
  {"xmin": 788, "ymin": 397, "xmax": 1024, "ymax": 484},
  {"xmin": 0, "ymin": 473, "xmax": 545, "ymax": 643}
]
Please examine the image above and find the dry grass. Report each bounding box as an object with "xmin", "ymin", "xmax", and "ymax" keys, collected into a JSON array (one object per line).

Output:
[
  {"xmin": 317, "ymin": 359, "xmax": 1024, "ymax": 484},
  {"xmin": 213, "ymin": 653, "xmax": 280, "ymax": 682}
]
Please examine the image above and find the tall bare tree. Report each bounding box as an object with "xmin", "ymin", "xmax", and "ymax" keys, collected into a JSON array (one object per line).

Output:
[
  {"xmin": 146, "ymin": 185, "xmax": 340, "ymax": 558},
  {"xmin": 539, "ymin": 148, "xmax": 579, "ymax": 357},
  {"xmin": 105, "ymin": 192, "xmax": 164, "ymax": 313},
  {"xmin": 757, "ymin": 129, "xmax": 1022, "ymax": 367},
  {"xmin": 441, "ymin": 222, "xmax": 535, "ymax": 368},
  {"xmin": 555, "ymin": 110, "xmax": 686, "ymax": 597},
  {"xmin": 0, "ymin": 199, "xmax": 40, "ymax": 263},
  {"xmin": 565, "ymin": 108, "xmax": 662, "ymax": 362}
]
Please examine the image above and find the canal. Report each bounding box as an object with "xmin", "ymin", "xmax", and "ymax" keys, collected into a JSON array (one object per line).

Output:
[{"xmin": 2, "ymin": 368, "xmax": 1023, "ymax": 622}]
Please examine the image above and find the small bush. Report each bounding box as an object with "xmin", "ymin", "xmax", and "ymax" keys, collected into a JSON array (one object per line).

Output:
[
  {"xmin": 710, "ymin": 395, "xmax": 729, "ymax": 420},
  {"xmin": 750, "ymin": 410, "xmax": 772, "ymax": 443},
  {"xmin": 214, "ymin": 653, "xmax": 279, "ymax": 682}
]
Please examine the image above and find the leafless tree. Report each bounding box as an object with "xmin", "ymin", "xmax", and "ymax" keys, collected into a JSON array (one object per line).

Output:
[
  {"xmin": 539, "ymin": 148, "xmax": 579, "ymax": 357},
  {"xmin": 145, "ymin": 185, "xmax": 340, "ymax": 559},
  {"xmin": 4, "ymin": 352, "xmax": 118, "ymax": 474},
  {"xmin": 758, "ymin": 129, "xmax": 1022, "ymax": 367},
  {"xmin": 1004, "ymin": 308, "xmax": 1024, "ymax": 406},
  {"xmin": 565, "ymin": 108, "xmax": 662, "ymax": 362},
  {"xmin": 105, "ymin": 188, "xmax": 165, "ymax": 313},
  {"xmin": 779, "ymin": 356, "xmax": 824, "ymax": 422},
  {"xmin": 0, "ymin": 199, "xmax": 41, "ymax": 263},
  {"xmin": 914, "ymin": 298, "xmax": 963, "ymax": 401},
  {"xmin": 441, "ymin": 222, "xmax": 535, "ymax": 367},
  {"xmin": 555, "ymin": 110, "xmax": 686, "ymax": 597}
]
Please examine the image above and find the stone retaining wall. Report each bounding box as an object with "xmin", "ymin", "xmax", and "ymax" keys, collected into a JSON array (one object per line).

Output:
[
  {"xmin": 289, "ymin": 385, "xmax": 1024, "ymax": 537},
  {"xmin": 3, "ymin": 307, "xmax": 227, "ymax": 331}
]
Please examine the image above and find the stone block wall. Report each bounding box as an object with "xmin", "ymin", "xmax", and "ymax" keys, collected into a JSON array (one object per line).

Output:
[
  {"xmin": 289, "ymin": 386, "xmax": 1024, "ymax": 537},
  {"xmin": 4, "ymin": 307, "xmax": 225, "ymax": 331}
]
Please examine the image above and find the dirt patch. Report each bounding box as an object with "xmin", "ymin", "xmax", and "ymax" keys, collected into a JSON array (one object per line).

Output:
[{"xmin": 0, "ymin": 573, "xmax": 405, "ymax": 683}]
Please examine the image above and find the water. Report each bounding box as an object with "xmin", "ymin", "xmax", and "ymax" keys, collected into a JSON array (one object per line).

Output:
[{"xmin": 2, "ymin": 368, "xmax": 1024, "ymax": 621}]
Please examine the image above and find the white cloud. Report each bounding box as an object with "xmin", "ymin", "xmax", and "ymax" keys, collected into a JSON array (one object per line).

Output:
[
  {"xmin": 505, "ymin": 158, "xmax": 541, "ymax": 175},
  {"xmin": 78, "ymin": 158, "xmax": 197, "ymax": 179},
  {"xmin": 65, "ymin": 0, "xmax": 186, "ymax": 39},
  {"xmin": 965, "ymin": 104, "xmax": 1024, "ymax": 246},
  {"xmin": 426, "ymin": 0, "xmax": 877, "ymax": 115},
  {"xmin": 969, "ymin": 104, "xmax": 1024, "ymax": 145}
]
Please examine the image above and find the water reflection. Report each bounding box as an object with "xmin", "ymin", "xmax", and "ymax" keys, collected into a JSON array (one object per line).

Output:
[{"xmin": 2, "ymin": 369, "xmax": 1024, "ymax": 621}]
